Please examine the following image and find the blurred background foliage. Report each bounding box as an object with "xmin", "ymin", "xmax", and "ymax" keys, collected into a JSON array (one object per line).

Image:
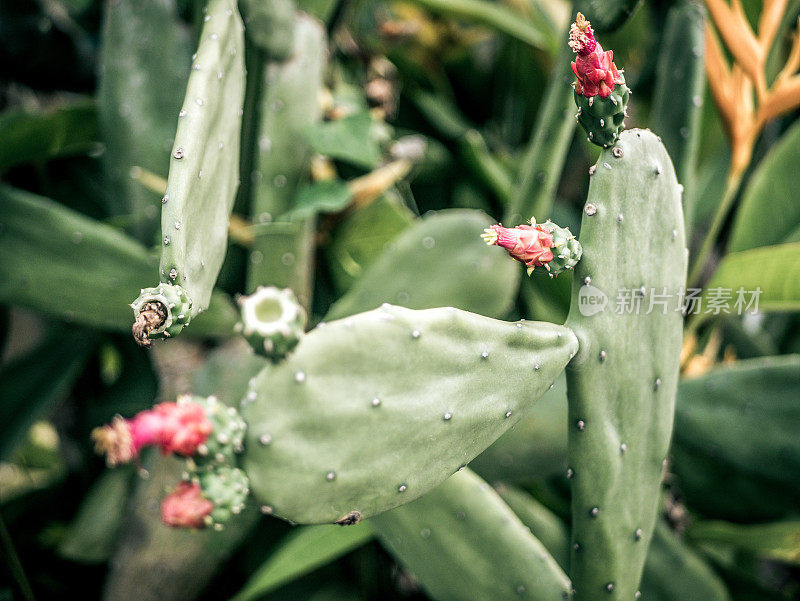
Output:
[{"xmin": 1, "ymin": 0, "xmax": 799, "ymax": 599}]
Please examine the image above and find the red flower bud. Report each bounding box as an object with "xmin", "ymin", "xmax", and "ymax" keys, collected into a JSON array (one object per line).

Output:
[
  {"xmin": 481, "ymin": 221, "xmax": 555, "ymax": 268},
  {"xmin": 161, "ymin": 481, "xmax": 214, "ymax": 529},
  {"xmin": 92, "ymin": 398, "xmax": 212, "ymax": 465},
  {"xmin": 569, "ymin": 13, "xmax": 623, "ymax": 99}
]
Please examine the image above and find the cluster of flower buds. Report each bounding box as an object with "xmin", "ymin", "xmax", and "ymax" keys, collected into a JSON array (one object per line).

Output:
[{"xmin": 92, "ymin": 395, "xmax": 248, "ymax": 530}]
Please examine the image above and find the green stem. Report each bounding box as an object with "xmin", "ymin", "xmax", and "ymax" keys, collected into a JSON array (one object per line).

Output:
[
  {"xmin": 687, "ymin": 172, "xmax": 743, "ymax": 287},
  {"xmin": 0, "ymin": 514, "xmax": 36, "ymax": 601},
  {"xmin": 504, "ymin": 35, "xmax": 576, "ymax": 225}
]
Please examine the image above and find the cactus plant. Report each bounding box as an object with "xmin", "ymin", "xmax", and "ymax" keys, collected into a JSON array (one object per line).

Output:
[
  {"xmin": 564, "ymin": 129, "xmax": 686, "ymax": 599},
  {"xmin": 10, "ymin": 0, "xmax": 800, "ymax": 599},
  {"xmin": 132, "ymin": 0, "xmax": 246, "ymax": 346}
]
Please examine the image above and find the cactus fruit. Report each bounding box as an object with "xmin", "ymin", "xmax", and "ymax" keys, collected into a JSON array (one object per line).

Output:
[
  {"xmin": 482, "ymin": 218, "xmax": 581, "ymax": 277},
  {"xmin": 185, "ymin": 395, "xmax": 247, "ymax": 467},
  {"xmin": 140, "ymin": 0, "xmax": 246, "ymax": 340},
  {"xmin": 193, "ymin": 465, "xmax": 251, "ymax": 528},
  {"xmin": 241, "ymin": 305, "xmax": 578, "ymax": 524},
  {"xmin": 569, "ymin": 13, "xmax": 629, "ymax": 147},
  {"xmin": 564, "ymin": 129, "xmax": 686, "ymax": 600},
  {"xmin": 236, "ymin": 287, "xmax": 307, "ymax": 361},
  {"xmin": 131, "ymin": 283, "xmax": 192, "ymax": 346}
]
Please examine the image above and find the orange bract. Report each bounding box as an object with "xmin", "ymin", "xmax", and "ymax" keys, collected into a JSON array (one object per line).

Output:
[{"xmin": 705, "ymin": 0, "xmax": 800, "ymax": 176}]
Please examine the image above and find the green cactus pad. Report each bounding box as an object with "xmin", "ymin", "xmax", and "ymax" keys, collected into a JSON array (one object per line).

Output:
[
  {"xmin": 196, "ymin": 465, "xmax": 250, "ymax": 529},
  {"xmin": 236, "ymin": 286, "xmax": 307, "ymax": 361},
  {"xmin": 239, "ymin": 0, "xmax": 295, "ymax": 59},
  {"xmin": 371, "ymin": 469, "xmax": 571, "ymax": 601},
  {"xmin": 574, "ymin": 82, "xmax": 629, "ymax": 148},
  {"xmin": 241, "ymin": 305, "xmax": 578, "ymax": 524},
  {"xmin": 182, "ymin": 395, "xmax": 247, "ymax": 467},
  {"xmin": 131, "ymin": 283, "xmax": 192, "ymax": 340},
  {"xmin": 157, "ymin": 0, "xmax": 246, "ymax": 315},
  {"xmin": 565, "ymin": 129, "xmax": 686, "ymax": 600}
]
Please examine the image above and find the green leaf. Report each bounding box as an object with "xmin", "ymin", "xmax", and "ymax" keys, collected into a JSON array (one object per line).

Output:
[
  {"xmin": 673, "ymin": 355, "xmax": 800, "ymax": 521},
  {"xmin": 405, "ymin": 0, "xmax": 555, "ymax": 51},
  {"xmin": 325, "ymin": 193, "xmax": 416, "ymax": 292},
  {"xmin": 687, "ymin": 520, "xmax": 800, "ymax": 566},
  {"xmin": 0, "ymin": 101, "xmax": 98, "ymax": 171},
  {"xmin": 371, "ymin": 469, "xmax": 571, "ymax": 601},
  {"xmin": 326, "ymin": 210, "xmax": 521, "ymax": 321},
  {"xmin": 728, "ymin": 120, "xmax": 800, "ymax": 253},
  {"xmin": 0, "ymin": 185, "xmax": 237, "ymax": 336},
  {"xmin": 703, "ymin": 242, "xmax": 800, "ymax": 313},
  {"xmin": 286, "ymin": 180, "xmax": 352, "ymax": 220},
  {"xmin": 305, "ymin": 112, "xmax": 381, "ymax": 169},
  {"xmin": 0, "ymin": 328, "xmax": 97, "ymax": 461},
  {"xmin": 231, "ymin": 523, "xmax": 375, "ymax": 601},
  {"xmin": 242, "ymin": 306, "xmax": 578, "ymax": 524},
  {"xmin": 59, "ymin": 468, "xmax": 135, "ymax": 563}
]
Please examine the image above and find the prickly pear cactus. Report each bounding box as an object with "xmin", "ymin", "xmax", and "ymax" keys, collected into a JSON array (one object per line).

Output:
[
  {"xmin": 133, "ymin": 0, "xmax": 246, "ymax": 346},
  {"xmin": 240, "ymin": 305, "xmax": 578, "ymax": 524},
  {"xmin": 236, "ymin": 286, "xmax": 307, "ymax": 361},
  {"xmin": 372, "ymin": 469, "xmax": 572, "ymax": 601},
  {"xmin": 569, "ymin": 13, "xmax": 629, "ymax": 148},
  {"xmin": 564, "ymin": 129, "xmax": 686, "ymax": 600},
  {"xmin": 239, "ymin": 0, "xmax": 295, "ymax": 59}
]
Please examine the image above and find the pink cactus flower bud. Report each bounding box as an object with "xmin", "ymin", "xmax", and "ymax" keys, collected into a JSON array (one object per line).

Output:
[
  {"xmin": 92, "ymin": 399, "xmax": 212, "ymax": 465},
  {"xmin": 481, "ymin": 220, "xmax": 555, "ymax": 268},
  {"xmin": 569, "ymin": 12, "xmax": 623, "ymax": 99},
  {"xmin": 161, "ymin": 481, "xmax": 214, "ymax": 529}
]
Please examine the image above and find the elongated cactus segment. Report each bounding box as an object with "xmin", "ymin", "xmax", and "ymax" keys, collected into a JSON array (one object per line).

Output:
[
  {"xmin": 371, "ymin": 469, "xmax": 572, "ymax": 601},
  {"xmin": 565, "ymin": 129, "xmax": 686, "ymax": 600},
  {"xmin": 241, "ymin": 305, "xmax": 578, "ymax": 524},
  {"xmin": 240, "ymin": 0, "xmax": 296, "ymax": 59},
  {"xmin": 236, "ymin": 286, "xmax": 307, "ymax": 361},
  {"xmin": 247, "ymin": 14, "xmax": 326, "ymax": 301},
  {"xmin": 652, "ymin": 0, "xmax": 705, "ymax": 227},
  {"xmin": 156, "ymin": 0, "xmax": 246, "ymax": 317}
]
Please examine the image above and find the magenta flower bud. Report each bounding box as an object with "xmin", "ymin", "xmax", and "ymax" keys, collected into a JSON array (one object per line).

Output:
[
  {"xmin": 161, "ymin": 481, "xmax": 214, "ymax": 529},
  {"xmin": 481, "ymin": 221, "xmax": 555, "ymax": 268},
  {"xmin": 569, "ymin": 12, "xmax": 623, "ymax": 99}
]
